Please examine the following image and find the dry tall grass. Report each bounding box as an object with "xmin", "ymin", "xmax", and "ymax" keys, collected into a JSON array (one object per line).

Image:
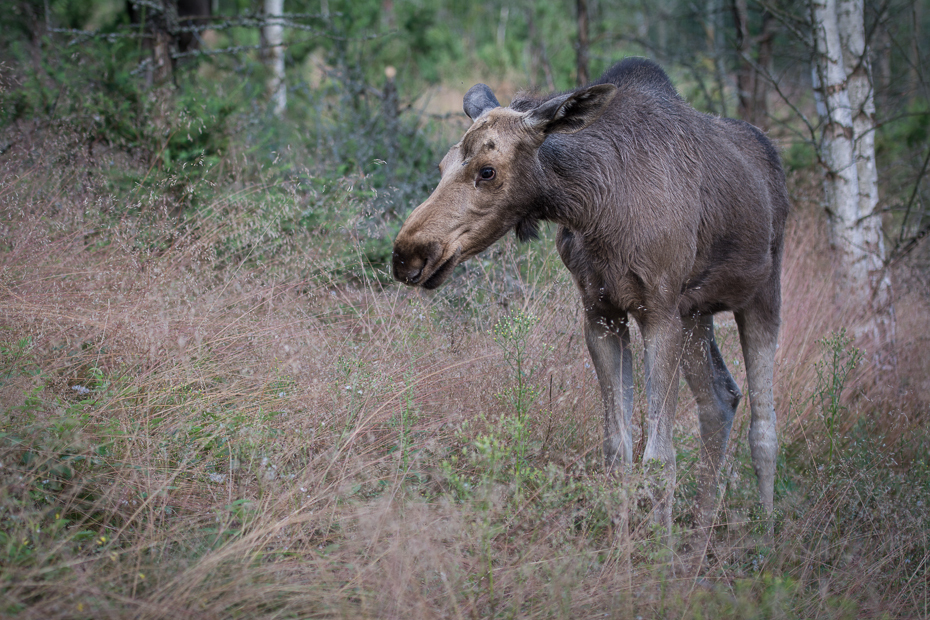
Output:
[{"xmin": 2, "ymin": 132, "xmax": 928, "ymax": 619}]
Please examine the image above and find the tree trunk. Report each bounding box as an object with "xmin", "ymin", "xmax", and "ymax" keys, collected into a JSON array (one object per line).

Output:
[
  {"xmin": 708, "ymin": 0, "xmax": 728, "ymax": 117},
  {"xmin": 732, "ymin": 0, "xmax": 755, "ymax": 123},
  {"xmin": 810, "ymin": 0, "xmax": 864, "ymax": 292},
  {"xmin": 176, "ymin": 0, "xmax": 212, "ymax": 54},
  {"xmin": 151, "ymin": 0, "xmax": 177, "ymax": 85},
  {"xmin": 264, "ymin": 0, "xmax": 286, "ymax": 117},
  {"xmin": 873, "ymin": 21, "xmax": 892, "ymax": 108},
  {"xmin": 810, "ymin": 0, "xmax": 895, "ymax": 358},
  {"xmin": 754, "ymin": 10, "xmax": 775, "ymax": 127},
  {"xmin": 526, "ymin": 8, "xmax": 555, "ymax": 91},
  {"xmin": 732, "ymin": 0, "xmax": 773, "ymax": 129},
  {"xmin": 910, "ymin": 1, "xmax": 922, "ymax": 101},
  {"xmin": 497, "ymin": 5, "xmax": 509, "ymax": 49},
  {"xmin": 837, "ymin": 0, "xmax": 896, "ymax": 357},
  {"xmin": 576, "ymin": 0, "xmax": 589, "ymax": 87}
]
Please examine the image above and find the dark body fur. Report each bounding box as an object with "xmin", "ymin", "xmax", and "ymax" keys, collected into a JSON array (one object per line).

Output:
[
  {"xmin": 510, "ymin": 58, "xmax": 787, "ymax": 326},
  {"xmin": 392, "ymin": 58, "xmax": 789, "ymax": 530}
]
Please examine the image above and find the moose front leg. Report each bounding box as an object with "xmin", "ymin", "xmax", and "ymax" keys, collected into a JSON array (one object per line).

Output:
[
  {"xmin": 640, "ymin": 312, "xmax": 683, "ymax": 532},
  {"xmin": 584, "ymin": 312, "xmax": 635, "ymax": 471}
]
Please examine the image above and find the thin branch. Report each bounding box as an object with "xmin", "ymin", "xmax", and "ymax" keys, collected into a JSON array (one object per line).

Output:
[
  {"xmin": 893, "ymin": 145, "xmax": 930, "ymax": 252},
  {"xmin": 740, "ymin": 50, "xmax": 820, "ymax": 144},
  {"xmin": 885, "ymin": 16, "xmax": 927, "ymax": 95},
  {"xmin": 888, "ymin": 220, "xmax": 930, "ymax": 268},
  {"xmin": 49, "ymin": 27, "xmax": 150, "ymax": 43},
  {"xmin": 750, "ymin": 0, "xmax": 812, "ymax": 46}
]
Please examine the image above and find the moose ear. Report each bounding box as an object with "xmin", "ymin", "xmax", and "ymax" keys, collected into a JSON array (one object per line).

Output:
[
  {"xmin": 463, "ymin": 84, "xmax": 501, "ymax": 121},
  {"xmin": 524, "ymin": 84, "xmax": 617, "ymax": 134}
]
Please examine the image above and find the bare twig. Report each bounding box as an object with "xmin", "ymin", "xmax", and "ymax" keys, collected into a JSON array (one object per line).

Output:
[{"xmin": 887, "ymin": 146, "xmax": 930, "ymax": 266}]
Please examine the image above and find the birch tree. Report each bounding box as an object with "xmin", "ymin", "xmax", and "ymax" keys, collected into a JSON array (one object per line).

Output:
[
  {"xmin": 810, "ymin": 0, "xmax": 895, "ymax": 356},
  {"xmin": 836, "ymin": 0, "xmax": 895, "ymax": 352},
  {"xmin": 264, "ymin": 0, "xmax": 286, "ymax": 117}
]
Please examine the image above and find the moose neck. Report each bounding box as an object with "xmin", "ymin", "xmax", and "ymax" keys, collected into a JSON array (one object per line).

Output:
[{"xmin": 535, "ymin": 133, "xmax": 625, "ymax": 237}]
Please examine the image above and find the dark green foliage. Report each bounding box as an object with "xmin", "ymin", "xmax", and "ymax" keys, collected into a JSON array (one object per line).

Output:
[
  {"xmin": 1, "ymin": 38, "xmax": 243, "ymax": 192},
  {"xmin": 0, "ymin": 7, "xmax": 447, "ymax": 280}
]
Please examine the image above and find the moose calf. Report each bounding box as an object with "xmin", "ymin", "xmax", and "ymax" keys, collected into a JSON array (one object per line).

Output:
[{"xmin": 392, "ymin": 58, "xmax": 788, "ymax": 531}]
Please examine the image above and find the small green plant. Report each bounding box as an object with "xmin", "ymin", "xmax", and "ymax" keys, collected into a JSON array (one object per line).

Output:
[
  {"xmin": 0, "ymin": 337, "xmax": 37, "ymax": 378},
  {"xmin": 492, "ymin": 310, "xmax": 546, "ymax": 475},
  {"xmin": 813, "ymin": 328, "xmax": 864, "ymax": 463},
  {"xmin": 389, "ymin": 371, "xmax": 420, "ymax": 472}
]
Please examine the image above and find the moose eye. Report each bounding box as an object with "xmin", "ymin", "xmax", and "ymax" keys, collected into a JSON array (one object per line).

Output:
[{"xmin": 478, "ymin": 167, "xmax": 496, "ymax": 181}]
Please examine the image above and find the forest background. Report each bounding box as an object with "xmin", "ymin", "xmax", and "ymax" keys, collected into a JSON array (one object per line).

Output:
[{"xmin": 1, "ymin": 0, "xmax": 930, "ymax": 617}]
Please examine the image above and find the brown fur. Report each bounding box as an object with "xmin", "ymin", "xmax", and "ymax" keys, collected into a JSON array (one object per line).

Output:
[{"xmin": 393, "ymin": 58, "xmax": 789, "ymax": 531}]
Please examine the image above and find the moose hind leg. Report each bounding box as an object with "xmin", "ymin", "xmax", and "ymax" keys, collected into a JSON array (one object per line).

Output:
[
  {"xmin": 681, "ymin": 314, "xmax": 741, "ymax": 530},
  {"xmin": 584, "ymin": 313, "xmax": 635, "ymax": 471},
  {"xmin": 640, "ymin": 314, "xmax": 683, "ymax": 532},
  {"xmin": 735, "ymin": 302, "xmax": 779, "ymax": 515}
]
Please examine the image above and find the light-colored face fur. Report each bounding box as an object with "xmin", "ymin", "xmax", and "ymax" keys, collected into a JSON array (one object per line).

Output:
[
  {"xmin": 392, "ymin": 108, "xmax": 535, "ymax": 288},
  {"xmin": 392, "ymin": 84, "xmax": 616, "ymax": 289}
]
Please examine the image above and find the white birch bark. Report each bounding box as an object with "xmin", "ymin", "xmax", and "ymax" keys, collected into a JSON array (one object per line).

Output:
[
  {"xmin": 811, "ymin": 0, "xmax": 862, "ymax": 281},
  {"xmin": 811, "ymin": 0, "xmax": 895, "ymax": 357},
  {"xmin": 810, "ymin": 0, "xmax": 894, "ymax": 358},
  {"xmin": 836, "ymin": 0, "xmax": 896, "ymax": 353},
  {"xmin": 264, "ymin": 0, "xmax": 286, "ymax": 117}
]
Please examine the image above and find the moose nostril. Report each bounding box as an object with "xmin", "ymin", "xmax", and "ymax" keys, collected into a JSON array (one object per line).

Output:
[{"xmin": 393, "ymin": 242, "xmax": 432, "ymax": 285}]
